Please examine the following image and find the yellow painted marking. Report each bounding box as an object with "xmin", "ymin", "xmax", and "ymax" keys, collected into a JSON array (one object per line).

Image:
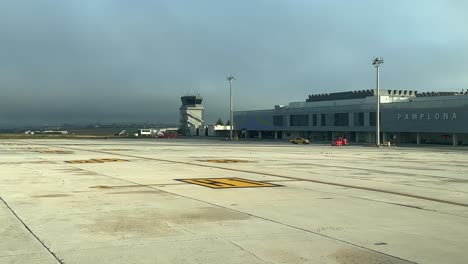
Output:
[
  {"xmin": 89, "ymin": 185, "xmax": 113, "ymax": 189},
  {"xmin": 177, "ymin": 178, "xmax": 280, "ymax": 189},
  {"xmin": 66, "ymin": 160, "xmax": 99, "ymax": 164},
  {"xmin": 94, "ymin": 158, "xmax": 128, "ymax": 162},
  {"xmin": 199, "ymin": 159, "xmax": 251, "ymax": 163},
  {"xmin": 66, "ymin": 158, "xmax": 128, "ymax": 164},
  {"xmin": 12, "ymin": 147, "xmax": 48, "ymax": 150}
]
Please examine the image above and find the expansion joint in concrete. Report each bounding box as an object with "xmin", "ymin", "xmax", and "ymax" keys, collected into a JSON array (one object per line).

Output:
[{"xmin": 0, "ymin": 195, "xmax": 64, "ymax": 264}]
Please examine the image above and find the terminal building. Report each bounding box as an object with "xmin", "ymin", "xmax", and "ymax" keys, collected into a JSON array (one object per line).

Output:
[{"xmin": 234, "ymin": 89, "xmax": 468, "ymax": 146}]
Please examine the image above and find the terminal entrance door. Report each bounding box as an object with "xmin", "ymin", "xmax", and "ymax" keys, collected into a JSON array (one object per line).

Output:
[{"xmin": 396, "ymin": 132, "xmax": 413, "ymax": 144}]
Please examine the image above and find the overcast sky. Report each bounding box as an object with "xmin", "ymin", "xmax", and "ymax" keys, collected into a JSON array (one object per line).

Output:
[{"xmin": 1, "ymin": 0, "xmax": 467, "ymax": 128}]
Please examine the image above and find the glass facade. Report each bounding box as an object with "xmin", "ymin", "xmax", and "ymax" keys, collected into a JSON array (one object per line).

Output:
[
  {"xmin": 273, "ymin": 115, "xmax": 284, "ymax": 126},
  {"xmin": 334, "ymin": 113, "xmax": 349, "ymax": 126},
  {"xmin": 233, "ymin": 90, "xmax": 468, "ymax": 145},
  {"xmin": 290, "ymin": 115, "xmax": 309, "ymax": 126},
  {"xmin": 369, "ymin": 112, "xmax": 381, "ymax": 126},
  {"xmin": 312, "ymin": 114, "xmax": 317, "ymax": 126},
  {"xmin": 369, "ymin": 112, "xmax": 376, "ymax": 126},
  {"xmin": 354, "ymin": 112, "xmax": 364, "ymax": 126}
]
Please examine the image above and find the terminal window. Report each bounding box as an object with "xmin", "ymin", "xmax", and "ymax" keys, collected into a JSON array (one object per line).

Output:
[
  {"xmin": 369, "ymin": 112, "xmax": 380, "ymax": 126},
  {"xmin": 290, "ymin": 114, "xmax": 309, "ymax": 126},
  {"xmin": 312, "ymin": 114, "xmax": 317, "ymax": 126},
  {"xmin": 354, "ymin": 112, "xmax": 364, "ymax": 126},
  {"xmin": 273, "ymin": 115, "xmax": 284, "ymax": 126},
  {"xmin": 334, "ymin": 113, "xmax": 349, "ymax": 126},
  {"xmin": 321, "ymin": 114, "xmax": 326, "ymax": 126}
]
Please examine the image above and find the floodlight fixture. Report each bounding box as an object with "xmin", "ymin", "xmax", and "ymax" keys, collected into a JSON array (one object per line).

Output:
[{"xmin": 372, "ymin": 57, "xmax": 384, "ymax": 67}]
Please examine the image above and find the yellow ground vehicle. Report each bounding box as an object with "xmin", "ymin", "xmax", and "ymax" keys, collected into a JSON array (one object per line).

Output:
[{"xmin": 289, "ymin": 137, "xmax": 310, "ymax": 144}]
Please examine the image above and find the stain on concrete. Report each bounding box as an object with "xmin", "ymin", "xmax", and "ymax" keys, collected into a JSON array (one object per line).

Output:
[
  {"xmin": 36, "ymin": 150, "xmax": 74, "ymax": 154},
  {"xmin": 383, "ymin": 165, "xmax": 443, "ymax": 171},
  {"xmin": 374, "ymin": 242, "xmax": 388, "ymax": 246},
  {"xmin": 31, "ymin": 194, "xmax": 71, "ymax": 198},
  {"xmin": 174, "ymin": 207, "xmax": 251, "ymax": 224},
  {"xmin": 333, "ymin": 248, "xmax": 412, "ymax": 264},
  {"xmin": 11, "ymin": 147, "xmax": 48, "ymax": 150},
  {"xmin": 442, "ymin": 178, "xmax": 468, "ymax": 183},
  {"xmin": 198, "ymin": 159, "xmax": 252, "ymax": 163},
  {"xmin": 0, "ymin": 161, "xmax": 54, "ymax": 165},
  {"xmin": 84, "ymin": 207, "xmax": 250, "ymax": 238},
  {"xmin": 315, "ymin": 226, "xmax": 344, "ymax": 232},
  {"xmin": 263, "ymin": 248, "xmax": 312, "ymax": 263},
  {"xmin": 350, "ymin": 172, "xmax": 373, "ymax": 176},
  {"xmin": 56, "ymin": 168, "xmax": 98, "ymax": 175},
  {"xmin": 286, "ymin": 163, "xmax": 315, "ymax": 166},
  {"xmin": 100, "ymin": 149, "xmax": 132, "ymax": 151},
  {"xmin": 84, "ymin": 213, "xmax": 176, "ymax": 237}
]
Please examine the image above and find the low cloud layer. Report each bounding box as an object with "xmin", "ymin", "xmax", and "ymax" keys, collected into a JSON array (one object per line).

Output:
[{"xmin": 1, "ymin": 1, "xmax": 467, "ymax": 128}]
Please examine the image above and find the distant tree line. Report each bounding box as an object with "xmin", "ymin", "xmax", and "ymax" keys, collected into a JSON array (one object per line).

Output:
[{"xmin": 215, "ymin": 118, "xmax": 231, "ymax": 126}]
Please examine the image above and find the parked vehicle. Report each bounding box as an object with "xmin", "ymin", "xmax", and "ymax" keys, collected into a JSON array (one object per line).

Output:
[
  {"xmin": 290, "ymin": 137, "xmax": 310, "ymax": 144},
  {"xmin": 332, "ymin": 137, "xmax": 349, "ymax": 146},
  {"xmin": 158, "ymin": 130, "xmax": 178, "ymax": 138}
]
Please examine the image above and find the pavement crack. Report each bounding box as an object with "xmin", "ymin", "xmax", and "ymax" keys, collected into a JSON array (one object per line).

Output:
[{"xmin": 228, "ymin": 241, "xmax": 276, "ymax": 264}]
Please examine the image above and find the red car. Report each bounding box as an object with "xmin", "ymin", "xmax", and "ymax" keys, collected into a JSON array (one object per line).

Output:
[
  {"xmin": 332, "ymin": 137, "xmax": 349, "ymax": 146},
  {"xmin": 158, "ymin": 131, "xmax": 178, "ymax": 138}
]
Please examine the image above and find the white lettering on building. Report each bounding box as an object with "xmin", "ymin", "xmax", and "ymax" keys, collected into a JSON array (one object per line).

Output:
[{"xmin": 397, "ymin": 112, "xmax": 457, "ymax": 121}]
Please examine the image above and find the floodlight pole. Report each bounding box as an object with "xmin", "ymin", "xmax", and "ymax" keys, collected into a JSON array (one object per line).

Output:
[
  {"xmin": 227, "ymin": 75, "xmax": 235, "ymax": 140},
  {"xmin": 372, "ymin": 57, "xmax": 384, "ymax": 147}
]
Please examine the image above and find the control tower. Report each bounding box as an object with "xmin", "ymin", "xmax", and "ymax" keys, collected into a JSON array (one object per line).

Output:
[{"xmin": 179, "ymin": 95, "xmax": 204, "ymax": 136}]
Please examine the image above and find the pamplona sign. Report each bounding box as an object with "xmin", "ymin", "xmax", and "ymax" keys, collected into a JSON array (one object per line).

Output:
[{"xmin": 397, "ymin": 112, "xmax": 457, "ymax": 121}]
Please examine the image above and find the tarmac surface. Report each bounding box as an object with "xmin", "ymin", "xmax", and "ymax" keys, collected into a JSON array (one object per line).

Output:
[{"xmin": 1, "ymin": 138, "xmax": 467, "ymax": 264}]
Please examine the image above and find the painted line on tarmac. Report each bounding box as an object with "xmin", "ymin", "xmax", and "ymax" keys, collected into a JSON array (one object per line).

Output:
[{"xmin": 20, "ymin": 140, "xmax": 468, "ymax": 208}]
